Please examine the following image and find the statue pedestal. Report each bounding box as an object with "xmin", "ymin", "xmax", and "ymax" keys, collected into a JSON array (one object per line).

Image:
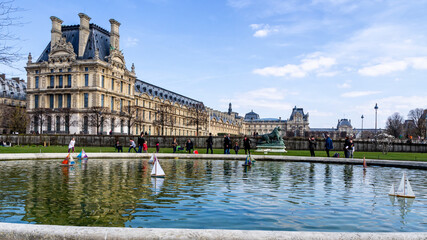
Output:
[{"xmin": 255, "ymin": 143, "xmax": 287, "ymax": 153}]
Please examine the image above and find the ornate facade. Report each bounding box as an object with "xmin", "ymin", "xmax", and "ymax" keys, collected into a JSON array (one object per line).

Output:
[
  {"xmin": 0, "ymin": 74, "xmax": 27, "ymax": 134},
  {"xmin": 25, "ymin": 14, "xmax": 210, "ymax": 136}
]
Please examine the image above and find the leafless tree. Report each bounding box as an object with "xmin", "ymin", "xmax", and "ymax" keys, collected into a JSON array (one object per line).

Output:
[
  {"xmin": 0, "ymin": 1, "xmax": 23, "ymax": 67},
  {"xmin": 58, "ymin": 108, "xmax": 78, "ymax": 134},
  {"xmin": 153, "ymin": 102, "xmax": 176, "ymax": 136},
  {"xmin": 187, "ymin": 103, "xmax": 207, "ymax": 136},
  {"xmin": 385, "ymin": 112, "xmax": 404, "ymax": 138},
  {"xmin": 81, "ymin": 106, "xmax": 109, "ymax": 135},
  {"xmin": 29, "ymin": 108, "xmax": 50, "ymax": 134},
  {"xmin": 408, "ymin": 108, "xmax": 426, "ymax": 138},
  {"xmin": 5, "ymin": 105, "xmax": 27, "ymax": 133}
]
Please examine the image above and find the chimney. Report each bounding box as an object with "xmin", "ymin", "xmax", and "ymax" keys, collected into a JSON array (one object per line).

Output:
[
  {"xmin": 109, "ymin": 19, "xmax": 121, "ymax": 50},
  {"xmin": 50, "ymin": 16, "xmax": 63, "ymax": 50},
  {"xmin": 78, "ymin": 13, "xmax": 91, "ymax": 57}
]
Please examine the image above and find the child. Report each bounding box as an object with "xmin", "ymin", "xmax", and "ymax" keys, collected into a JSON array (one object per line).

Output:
[
  {"xmin": 115, "ymin": 141, "xmax": 123, "ymax": 152},
  {"xmin": 143, "ymin": 141, "xmax": 148, "ymax": 153},
  {"xmin": 233, "ymin": 142, "xmax": 240, "ymax": 154},
  {"xmin": 156, "ymin": 142, "xmax": 160, "ymax": 153},
  {"xmin": 128, "ymin": 139, "xmax": 137, "ymax": 152},
  {"xmin": 68, "ymin": 137, "xmax": 75, "ymax": 153}
]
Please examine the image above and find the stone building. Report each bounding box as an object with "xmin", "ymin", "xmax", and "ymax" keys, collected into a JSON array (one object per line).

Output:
[
  {"xmin": 207, "ymin": 103, "xmax": 244, "ymax": 136},
  {"xmin": 25, "ymin": 13, "xmax": 214, "ymax": 136},
  {"xmin": 0, "ymin": 74, "xmax": 27, "ymax": 134},
  {"xmin": 242, "ymin": 106, "xmax": 310, "ymax": 137}
]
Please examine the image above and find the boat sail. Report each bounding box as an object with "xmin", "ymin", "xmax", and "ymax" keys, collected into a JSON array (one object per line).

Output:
[
  {"xmin": 148, "ymin": 154, "xmax": 155, "ymax": 164},
  {"xmin": 389, "ymin": 173, "xmax": 415, "ymax": 198},
  {"xmin": 151, "ymin": 155, "xmax": 165, "ymax": 178}
]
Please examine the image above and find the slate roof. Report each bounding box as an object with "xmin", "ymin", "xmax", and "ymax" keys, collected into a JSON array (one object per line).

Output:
[
  {"xmin": 289, "ymin": 106, "xmax": 308, "ymax": 121},
  {"xmin": 134, "ymin": 79, "xmax": 203, "ymax": 108},
  {"xmin": 37, "ymin": 24, "xmax": 111, "ymax": 63},
  {"xmin": 0, "ymin": 76, "xmax": 26, "ymax": 100},
  {"xmin": 244, "ymin": 110, "xmax": 260, "ymax": 121}
]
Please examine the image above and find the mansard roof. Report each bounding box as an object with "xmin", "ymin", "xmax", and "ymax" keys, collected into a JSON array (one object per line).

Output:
[
  {"xmin": 37, "ymin": 24, "xmax": 111, "ymax": 63},
  {"xmin": 0, "ymin": 75, "xmax": 26, "ymax": 100},
  {"xmin": 289, "ymin": 106, "xmax": 308, "ymax": 121},
  {"xmin": 244, "ymin": 110, "xmax": 260, "ymax": 121},
  {"xmin": 134, "ymin": 79, "xmax": 203, "ymax": 108}
]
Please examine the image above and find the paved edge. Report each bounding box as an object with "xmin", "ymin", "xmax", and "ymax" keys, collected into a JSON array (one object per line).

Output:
[
  {"xmin": 0, "ymin": 152, "xmax": 426, "ymax": 169},
  {"xmin": 0, "ymin": 223, "xmax": 426, "ymax": 240}
]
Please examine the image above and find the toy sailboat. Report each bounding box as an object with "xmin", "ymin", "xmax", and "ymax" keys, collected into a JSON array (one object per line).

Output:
[
  {"xmin": 389, "ymin": 173, "xmax": 415, "ymax": 198},
  {"xmin": 242, "ymin": 154, "xmax": 252, "ymax": 166},
  {"xmin": 77, "ymin": 149, "xmax": 88, "ymax": 159},
  {"xmin": 148, "ymin": 154, "xmax": 155, "ymax": 164},
  {"xmin": 151, "ymin": 155, "xmax": 165, "ymax": 178},
  {"xmin": 61, "ymin": 153, "xmax": 75, "ymax": 166}
]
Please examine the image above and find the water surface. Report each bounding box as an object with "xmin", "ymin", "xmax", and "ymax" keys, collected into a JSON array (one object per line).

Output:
[{"xmin": 0, "ymin": 159, "xmax": 426, "ymax": 232}]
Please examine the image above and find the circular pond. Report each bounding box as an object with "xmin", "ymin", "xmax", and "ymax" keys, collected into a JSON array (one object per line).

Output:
[{"xmin": 0, "ymin": 158, "xmax": 426, "ymax": 232}]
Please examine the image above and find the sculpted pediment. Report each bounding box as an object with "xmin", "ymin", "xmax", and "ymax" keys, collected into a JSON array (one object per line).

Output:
[{"xmin": 48, "ymin": 36, "xmax": 76, "ymax": 63}]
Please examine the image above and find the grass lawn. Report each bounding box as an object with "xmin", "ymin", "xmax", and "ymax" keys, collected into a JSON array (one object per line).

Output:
[{"xmin": 0, "ymin": 145, "xmax": 426, "ymax": 161}]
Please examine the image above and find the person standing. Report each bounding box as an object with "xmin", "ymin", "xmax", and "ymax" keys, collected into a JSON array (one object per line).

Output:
[
  {"xmin": 128, "ymin": 139, "xmax": 137, "ymax": 152},
  {"xmin": 155, "ymin": 142, "xmax": 160, "ymax": 153},
  {"xmin": 227, "ymin": 134, "xmax": 232, "ymax": 154},
  {"xmin": 68, "ymin": 137, "xmax": 75, "ymax": 153},
  {"xmin": 325, "ymin": 134, "xmax": 333, "ymax": 157},
  {"xmin": 206, "ymin": 133, "xmax": 213, "ymax": 154},
  {"xmin": 115, "ymin": 140, "xmax": 123, "ymax": 152},
  {"xmin": 349, "ymin": 139, "xmax": 355, "ymax": 158},
  {"xmin": 233, "ymin": 142, "xmax": 240, "ymax": 154},
  {"xmin": 137, "ymin": 133, "xmax": 145, "ymax": 153},
  {"xmin": 223, "ymin": 135, "xmax": 229, "ymax": 154},
  {"xmin": 142, "ymin": 141, "xmax": 148, "ymax": 153},
  {"xmin": 343, "ymin": 136, "xmax": 351, "ymax": 158},
  {"xmin": 243, "ymin": 136, "xmax": 251, "ymax": 155},
  {"xmin": 308, "ymin": 136, "xmax": 316, "ymax": 157},
  {"xmin": 185, "ymin": 139, "xmax": 193, "ymax": 153},
  {"xmin": 172, "ymin": 138, "xmax": 178, "ymax": 153}
]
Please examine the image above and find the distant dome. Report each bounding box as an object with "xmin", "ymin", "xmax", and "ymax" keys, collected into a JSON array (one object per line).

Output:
[
  {"xmin": 244, "ymin": 110, "xmax": 259, "ymax": 121},
  {"xmin": 337, "ymin": 119, "xmax": 352, "ymax": 129}
]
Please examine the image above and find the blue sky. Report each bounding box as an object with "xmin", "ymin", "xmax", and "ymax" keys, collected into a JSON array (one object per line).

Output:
[{"xmin": 2, "ymin": 0, "xmax": 427, "ymax": 129}]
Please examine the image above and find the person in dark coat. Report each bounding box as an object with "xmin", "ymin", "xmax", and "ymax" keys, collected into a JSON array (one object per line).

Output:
[
  {"xmin": 206, "ymin": 133, "xmax": 213, "ymax": 154},
  {"xmin": 223, "ymin": 135, "xmax": 230, "ymax": 154},
  {"xmin": 308, "ymin": 136, "xmax": 316, "ymax": 157},
  {"xmin": 243, "ymin": 136, "xmax": 251, "ymax": 154},
  {"xmin": 137, "ymin": 133, "xmax": 145, "ymax": 153},
  {"xmin": 343, "ymin": 136, "xmax": 351, "ymax": 158},
  {"xmin": 325, "ymin": 134, "xmax": 333, "ymax": 157},
  {"xmin": 185, "ymin": 139, "xmax": 194, "ymax": 153}
]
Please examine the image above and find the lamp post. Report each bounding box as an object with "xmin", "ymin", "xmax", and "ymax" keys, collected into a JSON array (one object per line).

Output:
[
  {"xmin": 374, "ymin": 103, "xmax": 378, "ymax": 138},
  {"xmin": 361, "ymin": 115, "xmax": 364, "ymax": 138}
]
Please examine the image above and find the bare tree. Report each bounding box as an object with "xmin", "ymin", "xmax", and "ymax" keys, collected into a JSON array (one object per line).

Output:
[
  {"xmin": 5, "ymin": 105, "xmax": 27, "ymax": 133},
  {"xmin": 58, "ymin": 108, "xmax": 78, "ymax": 134},
  {"xmin": 153, "ymin": 102, "xmax": 176, "ymax": 136},
  {"xmin": 81, "ymin": 106, "xmax": 109, "ymax": 135},
  {"xmin": 408, "ymin": 108, "xmax": 426, "ymax": 138},
  {"xmin": 0, "ymin": 1, "xmax": 23, "ymax": 67},
  {"xmin": 29, "ymin": 108, "xmax": 50, "ymax": 134},
  {"xmin": 385, "ymin": 112, "xmax": 404, "ymax": 138},
  {"xmin": 187, "ymin": 103, "xmax": 207, "ymax": 136}
]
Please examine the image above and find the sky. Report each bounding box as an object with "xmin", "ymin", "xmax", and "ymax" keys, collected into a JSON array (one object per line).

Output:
[{"xmin": 2, "ymin": 0, "xmax": 427, "ymax": 129}]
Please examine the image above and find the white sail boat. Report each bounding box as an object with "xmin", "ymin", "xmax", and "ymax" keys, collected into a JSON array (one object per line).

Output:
[
  {"xmin": 151, "ymin": 155, "xmax": 165, "ymax": 178},
  {"xmin": 389, "ymin": 173, "xmax": 415, "ymax": 198},
  {"xmin": 148, "ymin": 154, "xmax": 155, "ymax": 164}
]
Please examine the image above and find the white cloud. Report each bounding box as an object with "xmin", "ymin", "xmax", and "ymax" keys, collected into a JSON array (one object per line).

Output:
[
  {"xmin": 317, "ymin": 71, "xmax": 338, "ymax": 77},
  {"xmin": 220, "ymin": 88, "xmax": 294, "ymax": 112},
  {"xmin": 253, "ymin": 56, "xmax": 336, "ymax": 78},
  {"xmin": 250, "ymin": 24, "xmax": 279, "ymax": 38},
  {"xmin": 358, "ymin": 57, "xmax": 427, "ymax": 76},
  {"xmin": 337, "ymin": 82, "xmax": 351, "ymax": 89},
  {"xmin": 341, "ymin": 91, "xmax": 381, "ymax": 98},
  {"xmin": 125, "ymin": 37, "xmax": 139, "ymax": 47}
]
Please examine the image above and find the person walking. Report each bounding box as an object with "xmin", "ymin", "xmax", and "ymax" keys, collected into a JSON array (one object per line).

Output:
[
  {"xmin": 343, "ymin": 136, "xmax": 351, "ymax": 158},
  {"xmin": 172, "ymin": 138, "xmax": 178, "ymax": 153},
  {"xmin": 227, "ymin": 134, "xmax": 232, "ymax": 154},
  {"xmin": 128, "ymin": 139, "xmax": 137, "ymax": 152},
  {"xmin": 137, "ymin": 133, "xmax": 145, "ymax": 153},
  {"xmin": 325, "ymin": 134, "xmax": 333, "ymax": 157},
  {"xmin": 185, "ymin": 139, "xmax": 193, "ymax": 153},
  {"xmin": 243, "ymin": 136, "xmax": 251, "ymax": 155},
  {"xmin": 68, "ymin": 137, "xmax": 75, "ymax": 153},
  {"xmin": 156, "ymin": 142, "xmax": 160, "ymax": 153},
  {"xmin": 143, "ymin": 141, "xmax": 148, "ymax": 153},
  {"xmin": 308, "ymin": 136, "xmax": 316, "ymax": 157},
  {"xmin": 206, "ymin": 133, "xmax": 213, "ymax": 154}
]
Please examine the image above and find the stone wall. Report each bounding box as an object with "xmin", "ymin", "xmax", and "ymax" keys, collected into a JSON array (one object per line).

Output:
[{"xmin": 0, "ymin": 134, "xmax": 426, "ymax": 153}]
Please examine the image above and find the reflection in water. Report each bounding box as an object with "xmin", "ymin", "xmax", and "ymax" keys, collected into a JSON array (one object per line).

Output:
[{"xmin": 0, "ymin": 159, "xmax": 426, "ymax": 232}]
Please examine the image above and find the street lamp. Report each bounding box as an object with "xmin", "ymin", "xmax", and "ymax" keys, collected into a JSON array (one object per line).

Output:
[
  {"xmin": 374, "ymin": 103, "xmax": 378, "ymax": 138},
  {"xmin": 361, "ymin": 115, "xmax": 364, "ymax": 138}
]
